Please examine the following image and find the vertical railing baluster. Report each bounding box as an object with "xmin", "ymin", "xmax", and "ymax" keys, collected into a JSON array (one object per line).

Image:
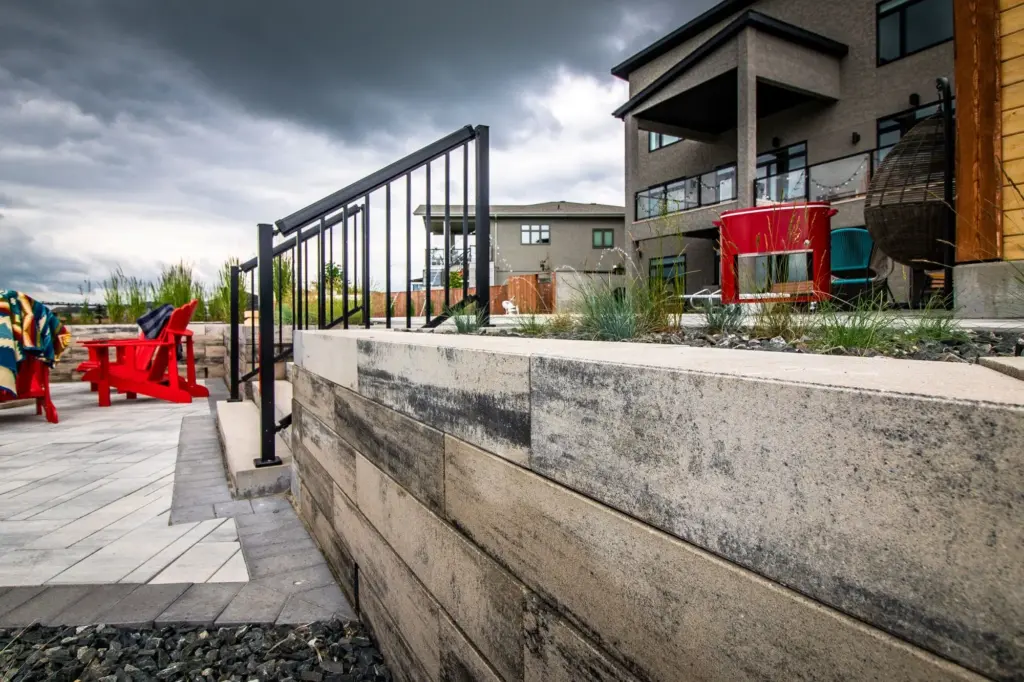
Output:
[
  {"xmin": 462, "ymin": 143, "xmax": 469, "ymax": 302},
  {"xmin": 276, "ymin": 254, "xmax": 283, "ymax": 354},
  {"xmin": 444, "ymin": 151, "xmax": 451, "ymax": 308},
  {"xmin": 406, "ymin": 173, "xmax": 412, "ymax": 329},
  {"xmin": 329, "ymin": 220, "xmax": 334, "ymax": 322},
  {"xmin": 353, "ymin": 207, "xmax": 359, "ymax": 319},
  {"xmin": 342, "ymin": 206, "xmax": 350, "ymax": 329},
  {"xmin": 249, "ymin": 269, "xmax": 256, "ymax": 377},
  {"xmin": 318, "ymin": 218, "xmax": 326, "ymax": 329},
  {"xmin": 385, "ymin": 184, "xmax": 392, "ymax": 329},
  {"xmin": 229, "ymin": 264, "xmax": 240, "ymax": 401},
  {"xmin": 425, "ymin": 162, "xmax": 432, "ymax": 324},
  {"xmin": 295, "ymin": 239, "xmax": 303, "ymax": 331},
  {"xmin": 363, "ymin": 194, "xmax": 371, "ymax": 329},
  {"xmin": 291, "ymin": 245, "xmax": 297, "ymax": 340},
  {"xmin": 474, "ymin": 126, "xmax": 491, "ymax": 324}
]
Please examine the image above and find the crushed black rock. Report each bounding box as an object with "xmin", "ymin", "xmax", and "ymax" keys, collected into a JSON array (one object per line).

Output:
[{"xmin": 0, "ymin": 621, "xmax": 390, "ymax": 682}]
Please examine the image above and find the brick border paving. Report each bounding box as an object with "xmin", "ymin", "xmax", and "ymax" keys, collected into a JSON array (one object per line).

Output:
[{"xmin": 0, "ymin": 384, "xmax": 355, "ymax": 629}]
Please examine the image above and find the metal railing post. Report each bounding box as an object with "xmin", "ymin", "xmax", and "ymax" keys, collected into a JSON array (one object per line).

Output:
[
  {"xmin": 474, "ymin": 125, "xmax": 491, "ymax": 324},
  {"xmin": 256, "ymin": 222, "xmax": 282, "ymax": 468},
  {"xmin": 937, "ymin": 76, "xmax": 956, "ymax": 305},
  {"xmin": 229, "ymin": 264, "xmax": 241, "ymax": 401}
]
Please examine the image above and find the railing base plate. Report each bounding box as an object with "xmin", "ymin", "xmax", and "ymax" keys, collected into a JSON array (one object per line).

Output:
[{"xmin": 253, "ymin": 457, "xmax": 284, "ymax": 468}]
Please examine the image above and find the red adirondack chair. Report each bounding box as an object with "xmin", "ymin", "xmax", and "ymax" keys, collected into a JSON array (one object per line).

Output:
[
  {"xmin": 0, "ymin": 355, "xmax": 59, "ymax": 423},
  {"xmin": 79, "ymin": 301, "xmax": 209, "ymax": 406}
]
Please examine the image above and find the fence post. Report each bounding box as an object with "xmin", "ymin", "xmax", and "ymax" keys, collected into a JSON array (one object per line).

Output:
[
  {"xmin": 256, "ymin": 222, "xmax": 282, "ymax": 468},
  {"xmin": 474, "ymin": 125, "xmax": 491, "ymax": 324},
  {"xmin": 229, "ymin": 264, "xmax": 241, "ymax": 402}
]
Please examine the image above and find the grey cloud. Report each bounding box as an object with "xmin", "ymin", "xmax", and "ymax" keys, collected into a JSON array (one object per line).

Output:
[{"xmin": 1, "ymin": 0, "xmax": 716, "ymax": 147}]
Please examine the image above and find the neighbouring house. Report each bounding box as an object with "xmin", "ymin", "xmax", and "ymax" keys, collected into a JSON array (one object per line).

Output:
[
  {"xmin": 412, "ymin": 202, "xmax": 626, "ymax": 288},
  {"xmin": 613, "ymin": 0, "xmax": 955, "ymax": 304}
]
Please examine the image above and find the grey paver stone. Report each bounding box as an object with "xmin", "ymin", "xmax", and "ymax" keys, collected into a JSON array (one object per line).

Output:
[
  {"xmin": 248, "ymin": 550, "xmax": 325, "ymax": 579},
  {"xmin": 242, "ymin": 536, "xmax": 317, "ymax": 561},
  {"xmin": 251, "ymin": 496, "xmax": 293, "ymax": 514},
  {"xmin": 275, "ymin": 594, "xmax": 338, "ymax": 625},
  {"xmin": 169, "ymin": 504, "xmax": 216, "ymax": 525},
  {"xmin": 0, "ymin": 587, "xmax": 47, "ymax": 619},
  {"xmin": 295, "ymin": 583, "xmax": 355, "ymax": 620},
  {"xmin": 0, "ymin": 586, "xmax": 92, "ymax": 627},
  {"xmin": 94, "ymin": 583, "xmax": 190, "ymax": 627},
  {"xmin": 251, "ymin": 564, "xmax": 337, "ymax": 596},
  {"xmin": 155, "ymin": 583, "xmax": 244, "ymax": 626},
  {"xmin": 44, "ymin": 584, "xmax": 138, "ymax": 626},
  {"xmin": 215, "ymin": 583, "xmax": 288, "ymax": 626},
  {"xmin": 214, "ymin": 500, "xmax": 254, "ymax": 518}
]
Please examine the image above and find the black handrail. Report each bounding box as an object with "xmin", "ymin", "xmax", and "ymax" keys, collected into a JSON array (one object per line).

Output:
[{"xmin": 276, "ymin": 126, "xmax": 477, "ymax": 234}]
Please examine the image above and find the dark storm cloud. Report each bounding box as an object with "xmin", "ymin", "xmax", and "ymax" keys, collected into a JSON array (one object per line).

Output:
[{"xmin": 2, "ymin": 0, "xmax": 714, "ymax": 145}]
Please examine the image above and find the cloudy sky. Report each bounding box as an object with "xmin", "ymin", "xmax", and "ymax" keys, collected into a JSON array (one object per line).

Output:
[{"xmin": 0, "ymin": 0, "xmax": 715, "ymax": 301}]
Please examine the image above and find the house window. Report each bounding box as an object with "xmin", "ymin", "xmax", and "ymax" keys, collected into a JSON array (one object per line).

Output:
[
  {"xmin": 876, "ymin": 98, "xmax": 956, "ymax": 164},
  {"xmin": 520, "ymin": 224, "xmax": 550, "ymax": 245},
  {"xmin": 649, "ymin": 254, "xmax": 686, "ymax": 292},
  {"xmin": 592, "ymin": 229, "xmax": 614, "ymax": 249},
  {"xmin": 756, "ymin": 142, "xmax": 807, "ymax": 202},
  {"xmin": 876, "ymin": 0, "xmax": 954, "ymax": 65},
  {"xmin": 649, "ymin": 132, "xmax": 682, "ymax": 151}
]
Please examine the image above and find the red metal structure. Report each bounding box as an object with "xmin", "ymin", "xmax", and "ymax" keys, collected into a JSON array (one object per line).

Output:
[
  {"xmin": 79, "ymin": 300, "xmax": 209, "ymax": 407},
  {"xmin": 716, "ymin": 202, "xmax": 835, "ymax": 304}
]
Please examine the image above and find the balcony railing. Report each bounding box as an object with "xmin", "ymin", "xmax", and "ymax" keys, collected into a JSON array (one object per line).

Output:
[
  {"xmin": 636, "ymin": 164, "xmax": 738, "ymax": 220},
  {"xmin": 755, "ymin": 147, "xmax": 894, "ymax": 204},
  {"xmin": 430, "ymin": 246, "xmax": 473, "ymax": 268}
]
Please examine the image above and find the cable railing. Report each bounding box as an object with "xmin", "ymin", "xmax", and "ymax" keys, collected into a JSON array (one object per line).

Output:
[
  {"xmin": 228, "ymin": 125, "xmax": 491, "ymax": 467},
  {"xmin": 754, "ymin": 147, "xmax": 894, "ymax": 204}
]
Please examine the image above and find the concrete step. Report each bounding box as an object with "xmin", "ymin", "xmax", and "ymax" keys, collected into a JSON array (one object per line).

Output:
[
  {"xmin": 215, "ymin": 399, "xmax": 291, "ymax": 498},
  {"xmin": 251, "ymin": 380, "xmax": 293, "ymax": 431}
]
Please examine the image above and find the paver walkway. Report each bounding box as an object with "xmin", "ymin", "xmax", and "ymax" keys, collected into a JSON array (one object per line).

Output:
[
  {"xmin": 0, "ymin": 385, "xmax": 244, "ymax": 586},
  {"xmin": 0, "ymin": 381, "xmax": 353, "ymax": 627}
]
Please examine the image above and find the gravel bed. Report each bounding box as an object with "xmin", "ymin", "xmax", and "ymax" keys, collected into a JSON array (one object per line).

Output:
[
  {"xmin": 486, "ymin": 328, "xmax": 1023, "ymax": 362},
  {"xmin": 0, "ymin": 621, "xmax": 389, "ymax": 682}
]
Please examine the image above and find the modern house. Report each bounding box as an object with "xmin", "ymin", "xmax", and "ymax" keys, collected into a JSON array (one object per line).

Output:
[
  {"xmin": 613, "ymin": 0, "xmax": 954, "ymax": 303},
  {"xmin": 412, "ymin": 201, "xmax": 626, "ymax": 287}
]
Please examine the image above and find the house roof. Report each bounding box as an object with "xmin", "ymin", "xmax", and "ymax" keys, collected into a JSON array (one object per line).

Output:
[
  {"xmin": 611, "ymin": 0, "xmax": 757, "ymax": 80},
  {"xmin": 412, "ymin": 201, "xmax": 624, "ymax": 218},
  {"xmin": 612, "ymin": 10, "xmax": 848, "ymax": 119}
]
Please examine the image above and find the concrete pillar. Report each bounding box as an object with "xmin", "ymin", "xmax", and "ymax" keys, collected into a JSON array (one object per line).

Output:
[{"xmin": 736, "ymin": 28, "xmax": 757, "ymax": 208}]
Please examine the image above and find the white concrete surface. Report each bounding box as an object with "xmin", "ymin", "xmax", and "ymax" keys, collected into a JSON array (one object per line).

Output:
[
  {"xmin": 0, "ymin": 383, "xmax": 249, "ymax": 586},
  {"xmin": 217, "ymin": 398, "xmax": 291, "ymax": 497}
]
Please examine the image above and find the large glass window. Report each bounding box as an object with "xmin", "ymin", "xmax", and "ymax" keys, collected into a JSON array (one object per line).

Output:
[
  {"xmin": 649, "ymin": 132, "xmax": 682, "ymax": 151},
  {"xmin": 649, "ymin": 255, "xmax": 686, "ymax": 292},
  {"xmin": 520, "ymin": 224, "xmax": 550, "ymax": 245},
  {"xmin": 756, "ymin": 143, "xmax": 807, "ymax": 202},
  {"xmin": 876, "ymin": 0, "xmax": 954, "ymax": 65},
  {"xmin": 876, "ymin": 98, "xmax": 955, "ymax": 164}
]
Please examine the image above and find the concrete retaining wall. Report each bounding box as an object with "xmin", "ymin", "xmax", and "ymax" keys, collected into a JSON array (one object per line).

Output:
[
  {"xmin": 54, "ymin": 323, "xmax": 228, "ymax": 383},
  {"xmin": 290, "ymin": 329, "xmax": 1024, "ymax": 682}
]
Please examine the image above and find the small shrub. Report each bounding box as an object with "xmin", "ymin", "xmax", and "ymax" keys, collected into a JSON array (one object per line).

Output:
[
  {"xmin": 125, "ymin": 276, "xmax": 150, "ymax": 321},
  {"xmin": 752, "ymin": 301, "xmax": 808, "ymax": 341},
  {"xmin": 547, "ymin": 313, "xmax": 577, "ymax": 335},
  {"xmin": 905, "ymin": 294, "xmax": 968, "ymax": 343},
  {"xmin": 448, "ymin": 303, "xmax": 484, "ymax": 334},
  {"xmin": 812, "ymin": 295, "xmax": 899, "ymax": 352},
  {"xmin": 575, "ymin": 279, "xmax": 665, "ymax": 341},
  {"xmin": 155, "ymin": 261, "xmax": 203, "ymax": 309},
  {"xmin": 702, "ymin": 302, "xmax": 744, "ymax": 335},
  {"xmin": 515, "ymin": 314, "xmax": 548, "ymax": 337},
  {"xmin": 102, "ymin": 268, "xmax": 127, "ymax": 323}
]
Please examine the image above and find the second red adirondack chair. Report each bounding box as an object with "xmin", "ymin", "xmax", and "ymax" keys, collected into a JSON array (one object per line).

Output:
[{"xmin": 79, "ymin": 301, "xmax": 210, "ymax": 406}]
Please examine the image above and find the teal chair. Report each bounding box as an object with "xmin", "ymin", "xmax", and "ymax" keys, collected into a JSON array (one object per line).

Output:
[{"xmin": 831, "ymin": 227, "xmax": 893, "ymax": 302}]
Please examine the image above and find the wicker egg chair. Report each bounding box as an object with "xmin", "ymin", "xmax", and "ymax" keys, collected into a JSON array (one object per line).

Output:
[{"xmin": 864, "ymin": 116, "xmax": 954, "ymax": 268}]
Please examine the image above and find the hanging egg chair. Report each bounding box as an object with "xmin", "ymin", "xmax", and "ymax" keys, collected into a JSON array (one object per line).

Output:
[{"xmin": 864, "ymin": 116, "xmax": 954, "ymax": 268}]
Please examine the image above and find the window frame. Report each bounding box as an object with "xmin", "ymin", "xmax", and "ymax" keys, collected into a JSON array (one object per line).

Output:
[
  {"xmin": 875, "ymin": 0, "xmax": 954, "ymax": 67},
  {"xmin": 592, "ymin": 228, "xmax": 615, "ymax": 249},
  {"xmin": 649, "ymin": 254, "xmax": 686, "ymax": 292},
  {"xmin": 520, "ymin": 224, "xmax": 550, "ymax": 245},
  {"xmin": 876, "ymin": 98, "xmax": 955, "ymax": 151},
  {"xmin": 648, "ymin": 132, "xmax": 683, "ymax": 152}
]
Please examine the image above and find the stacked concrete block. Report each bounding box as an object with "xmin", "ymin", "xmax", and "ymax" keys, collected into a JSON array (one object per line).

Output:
[{"xmin": 290, "ymin": 329, "xmax": 1024, "ymax": 682}]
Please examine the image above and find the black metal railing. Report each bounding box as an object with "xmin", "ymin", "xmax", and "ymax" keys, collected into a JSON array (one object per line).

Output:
[
  {"xmin": 228, "ymin": 125, "xmax": 490, "ymax": 467},
  {"xmin": 635, "ymin": 164, "xmax": 738, "ymax": 220},
  {"xmin": 752, "ymin": 146, "xmax": 903, "ymax": 204}
]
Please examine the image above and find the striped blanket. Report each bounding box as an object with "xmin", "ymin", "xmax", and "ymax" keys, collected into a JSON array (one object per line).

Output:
[{"xmin": 0, "ymin": 291, "xmax": 71, "ymax": 399}]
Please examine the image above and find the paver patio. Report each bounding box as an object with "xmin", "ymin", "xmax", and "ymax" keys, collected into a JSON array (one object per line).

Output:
[{"xmin": 0, "ymin": 381, "xmax": 353, "ymax": 626}]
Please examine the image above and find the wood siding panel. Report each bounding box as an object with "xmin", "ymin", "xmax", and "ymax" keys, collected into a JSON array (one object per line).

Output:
[
  {"xmin": 1004, "ymin": 106, "xmax": 1024, "ymax": 136},
  {"xmin": 957, "ymin": 0, "xmax": 1003, "ymax": 262},
  {"xmin": 1004, "ymin": 131, "xmax": 1024, "ymax": 161},
  {"xmin": 1003, "ymin": 29, "xmax": 1024, "ymax": 60},
  {"xmin": 1005, "ymin": 234, "xmax": 1024, "ymax": 258},
  {"xmin": 1003, "ymin": 208, "xmax": 1024, "ymax": 234},
  {"xmin": 1003, "ymin": 54, "xmax": 1024, "ymax": 86},
  {"xmin": 1002, "ymin": 0, "xmax": 1024, "ymax": 9},
  {"xmin": 1003, "ymin": 5, "xmax": 1024, "ymax": 35},
  {"xmin": 1003, "ymin": 80, "xmax": 1024, "ymax": 111}
]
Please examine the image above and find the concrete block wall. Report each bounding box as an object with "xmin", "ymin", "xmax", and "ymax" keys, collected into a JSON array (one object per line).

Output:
[
  {"xmin": 54, "ymin": 323, "xmax": 228, "ymax": 383},
  {"xmin": 290, "ymin": 329, "xmax": 1024, "ymax": 682}
]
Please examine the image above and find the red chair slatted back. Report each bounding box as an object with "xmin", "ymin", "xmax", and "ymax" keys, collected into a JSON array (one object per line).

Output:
[{"xmin": 142, "ymin": 300, "xmax": 198, "ymax": 377}]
